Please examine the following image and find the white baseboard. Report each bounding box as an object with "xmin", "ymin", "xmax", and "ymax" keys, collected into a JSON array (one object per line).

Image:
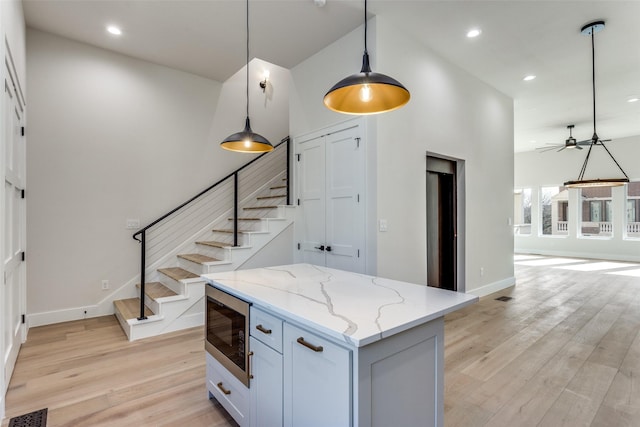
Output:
[
  {"xmin": 27, "ymin": 302, "xmax": 115, "ymax": 328},
  {"xmin": 467, "ymin": 276, "xmax": 516, "ymax": 298}
]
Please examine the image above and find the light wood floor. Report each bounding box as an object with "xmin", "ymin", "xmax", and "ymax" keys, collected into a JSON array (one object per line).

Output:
[{"xmin": 3, "ymin": 256, "xmax": 640, "ymax": 426}]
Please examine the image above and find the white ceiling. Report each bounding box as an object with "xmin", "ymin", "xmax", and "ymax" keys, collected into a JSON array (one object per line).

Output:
[{"xmin": 22, "ymin": 0, "xmax": 640, "ymax": 152}]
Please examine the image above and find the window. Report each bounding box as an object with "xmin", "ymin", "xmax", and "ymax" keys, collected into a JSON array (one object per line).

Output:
[
  {"xmin": 581, "ymin": 187, "xmax": 612, "ymax": 236},
  {"xmin": 541, "ymin": 186, "xmax": 567, "ymax": 235},
  {"xmin": 627, "ymin": 181, "xmax": 640, "ymax": 238},
  {"xmin": 514, "ymin": 188, "xmax": 532, "ymax": 235}
]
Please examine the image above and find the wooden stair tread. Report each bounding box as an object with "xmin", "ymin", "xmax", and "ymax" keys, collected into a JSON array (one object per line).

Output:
[
  {"xmin": 158, "ymin": 267, "xmax": 199, "ymax": 281},
  {"xmin": 243, "ymin": 206, "xmax": 278, "ymax": 210},
  {"xmin": 196, "ymin": 240, "xmax": 232, "ymax": 248},
  {"xmin": 114, "ymin": 298, "xmax": 153, "ymax": 320},
  {"xmin": 177, "ymin": 253, "xmax": 220, "ymax": 264},
  {"xmin": 135, "ymin": 282, "xmax": 177, "ymax": 300},
  {"xmin": 211, "ymin": 229, "xmax": 249, "ymax": 234},
  {"xmin": 270, "ymin": 185, "xmax": 286, "ymax": 190},
  {"xmin": 228, "ymin": 217, "xmax": 261, "ymax": 221},
  {"xmin": 257, "ymin": 194, "xmax": 286, "ymax": 200}
]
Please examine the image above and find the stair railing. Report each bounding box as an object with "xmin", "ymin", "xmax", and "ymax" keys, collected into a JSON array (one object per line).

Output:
[{"xmin": 132, "ymin": 137, "xmax": 290, "ymax": 320}]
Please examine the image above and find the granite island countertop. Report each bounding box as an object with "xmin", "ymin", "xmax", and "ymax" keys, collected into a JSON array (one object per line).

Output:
[{"xmin": 202, "ymin": 263, "xmax": 477, "ymax": 347}]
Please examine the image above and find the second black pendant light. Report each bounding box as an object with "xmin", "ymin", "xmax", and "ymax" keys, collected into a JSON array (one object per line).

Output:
[
  {"xmin": 323, "ymin": 0, "xmax": 410, "ymax": 115},
  {"xmin": 220, "ymin": 0, "xmax": 273, "ymax": 153}
]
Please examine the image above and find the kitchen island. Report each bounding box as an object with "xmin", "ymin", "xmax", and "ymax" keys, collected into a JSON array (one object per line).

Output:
[{"xmin": 203, "ymin": 264, "xmax": 477, "ymax": 427}]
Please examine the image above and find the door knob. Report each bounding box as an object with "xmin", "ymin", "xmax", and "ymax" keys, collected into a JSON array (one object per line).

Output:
[
  {"xmin": 314, "ymin": 245, "xmax": 325, "ymax": 251},
  {"xmin": 326, "ymin": 246, "xmax": 332, "ymax": 252}
]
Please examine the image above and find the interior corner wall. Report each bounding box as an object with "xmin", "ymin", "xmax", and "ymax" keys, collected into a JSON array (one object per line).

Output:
[
  {"xmin": 374, "ymin": 17, "xmax": 514, "ymax": 294},
  {"xmin": 26, "ymin": 29, "xmax": 290, "ymax": 321},
  {"xmin": 515, "ymin": 135, "xmax": 640, "ymax": 261},
  {"xmin": 290, "ymin": 17, "xmax": 514, "ymax": 294}
]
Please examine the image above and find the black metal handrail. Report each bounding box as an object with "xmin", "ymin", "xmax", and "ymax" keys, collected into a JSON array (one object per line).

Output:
[{"xmin": 132, "ymin": 137, "xmax": 290, "ymax": 320}]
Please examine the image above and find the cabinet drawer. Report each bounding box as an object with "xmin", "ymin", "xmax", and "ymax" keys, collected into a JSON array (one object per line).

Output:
[
  {"xmin": 250, "ymin": 306, "xmax": 283, "ymax": 353},
  {"xmin": 206, "ymin": 353, "xmax": 249, "ymax": 426}
]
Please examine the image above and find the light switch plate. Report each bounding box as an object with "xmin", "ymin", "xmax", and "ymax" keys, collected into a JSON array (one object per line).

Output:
[
  {"xmin": 379, "ymin": 219, "xmax": 388, "ymax": 232},
  {"xmin": 126, "ymin": 218, "xmax": 141, "ymax": 229}
]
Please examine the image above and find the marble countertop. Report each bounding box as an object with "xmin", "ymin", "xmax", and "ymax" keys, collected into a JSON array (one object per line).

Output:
[{"xmin": 202, "ymin": 264, "xmax": 477, "ymax": 347}]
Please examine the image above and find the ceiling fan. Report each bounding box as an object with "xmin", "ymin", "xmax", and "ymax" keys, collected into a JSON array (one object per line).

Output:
[{"xmin": 536, "ymin": 124, "xmax": 597, "ymax": 152}]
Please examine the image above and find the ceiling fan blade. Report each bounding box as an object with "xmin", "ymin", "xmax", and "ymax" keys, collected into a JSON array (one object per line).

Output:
[
  {"xmin": 557, "ymin": 146, "xmax": 566, "ymax": 152},
  {"xmin": 576, "ymin": 139, "xmax": 593, "ymax": 145},
  {"xmin": 576, "ymin": 145, "xmax": 583, "ymax": 150},
  {"xmin": 536, "ymin": 145, "xmax": 561, "ymax": 152}
]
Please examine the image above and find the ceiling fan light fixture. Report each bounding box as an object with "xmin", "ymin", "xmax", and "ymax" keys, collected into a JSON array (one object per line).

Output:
[
  {"xmin": 220, "ymin": 0, "xmax": 273, "ymax": 153},
  {"xmin": 323, "ymin": 0, "xmax": 410, "ymax": 115},
  {"xmin": 564, "ymin": 20, "xmax": 629, "ymax": 188},
  {"xmin": 564, "ymin": 178, "xmax": 628, "ymax": 188}
]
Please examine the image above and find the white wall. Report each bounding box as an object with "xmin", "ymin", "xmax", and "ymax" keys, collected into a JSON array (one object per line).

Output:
[
  {"xmin": 515, "ymin": 135, "xmax": 640, "ymax": 261},
  {"xmin": 290, "ymin": 17, "xmax": 515, "ymax": 295},
  {"xmin": 26, "ymin": 29, "xmax": 289, "ymax": 320},
  {"xmin": 1, "ymin": 0, "xmax": 26, "ymax": 420}
]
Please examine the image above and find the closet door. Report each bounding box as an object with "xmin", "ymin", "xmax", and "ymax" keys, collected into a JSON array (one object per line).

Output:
[
  {"xmin": 296, "ymin": 123, "xmax": 365, "ymax": 274},
  {"xmin": 298, "ymin": 135, "xmax": 326, "ymax": 266},
  {"xmin": 3, "ymin": 58, "xmax": 27, "ymax": 392},
  {"xmin": 325, "ymin": 127, "xmax": 364, "ymax": 272}
]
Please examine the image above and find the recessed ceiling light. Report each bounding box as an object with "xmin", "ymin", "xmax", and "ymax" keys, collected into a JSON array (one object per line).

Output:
[
  {"xmin": 523, "ymin": 75, "xmax": 536, "ymax": 81},
  {"xmin": 628, "ymin": 97, "xmax": 639, "ymax": 103},
  {"xmin": 466, "ymin": 29, "xmax": 481, "ymax": 38},
  {"xmin": 107, "ymin": 26, "xmax": 122, "ymax": 36}
]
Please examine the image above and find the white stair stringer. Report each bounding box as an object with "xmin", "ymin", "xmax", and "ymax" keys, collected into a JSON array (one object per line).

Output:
[{"xmin": 121, "ymin": 205, "xmax": 295, "ymax": 341}]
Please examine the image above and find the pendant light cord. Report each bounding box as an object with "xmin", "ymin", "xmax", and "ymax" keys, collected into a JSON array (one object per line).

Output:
[
  {"xmin": 591, "ymin": 29, "xmax": 597, "ymax": 138},
  {"xmin": 246, "ymin": 0, "xmax": 249, "ymax": 118},
  {"xmin": 363, "ymin": 0, "xmax": 368, "ymax": 55}
]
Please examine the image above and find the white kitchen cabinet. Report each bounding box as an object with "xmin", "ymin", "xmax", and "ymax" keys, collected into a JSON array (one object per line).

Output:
[
  {"xmin": 249, "ymin": 337, "xmax": 282, "ymax": 427},
  {"xmin": 283, "ymin": 323, "xmax": 351, "ymax": 427},
  {"xmin": 204, "ymin": 264, "xmax": 477, "ymax": 427}
]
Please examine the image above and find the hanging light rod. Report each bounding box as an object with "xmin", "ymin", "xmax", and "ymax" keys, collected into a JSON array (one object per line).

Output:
[
  {"xmin": 323, "ymin": 0, "xmax": 410, "ymax": 115},
  {"xmin": 220, "ymin": 0, "xmax": 273, "ymax": 153},
  {"xmin": 564, "ymin": 20, "xmax": 629, "ymax": 188}
]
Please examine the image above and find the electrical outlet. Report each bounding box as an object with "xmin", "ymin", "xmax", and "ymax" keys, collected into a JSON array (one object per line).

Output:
[{"xmin": 102, "ymin": 280, "xmax": 109, "ymax": 290}]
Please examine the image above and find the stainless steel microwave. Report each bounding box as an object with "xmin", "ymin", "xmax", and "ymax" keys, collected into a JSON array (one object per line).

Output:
[{"xmin": 205, "ymin": 285, "xmax": 251, "ymax": 387}]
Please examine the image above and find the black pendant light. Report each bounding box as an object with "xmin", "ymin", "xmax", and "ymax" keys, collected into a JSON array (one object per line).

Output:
[
  {"xmin": 564, "ymin": 21, "xmax": 629, "ymax": 188},
  {"xmin": 323, "ymin": 0, "xmax": 410, "ymax": 115},
  {"xmin": 220, "ymin": 0, "xmax": 273, "ymax": 153}
]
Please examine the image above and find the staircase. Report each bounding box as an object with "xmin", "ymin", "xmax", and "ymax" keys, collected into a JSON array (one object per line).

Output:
[{"xmin": 113, "ymin": 139, "xmax": 293, "ymax": 341}]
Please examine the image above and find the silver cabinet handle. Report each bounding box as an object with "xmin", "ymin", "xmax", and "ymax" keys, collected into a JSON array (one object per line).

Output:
[
  {"xmin": 297, "ymin": 337, "xmax": 323, "ymax": 352},
  {"xmin": 248, "ymin": 351, "xmax": 254, "ymax": 379}
]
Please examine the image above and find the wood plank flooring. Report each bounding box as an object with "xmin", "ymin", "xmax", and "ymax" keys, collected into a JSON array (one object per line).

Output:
[{"xmin": 3, "ymin": 256, "xmax": 640, "ymax": 426}]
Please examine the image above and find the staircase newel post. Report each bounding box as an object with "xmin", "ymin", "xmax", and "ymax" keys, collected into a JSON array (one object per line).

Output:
[
  {"xmin": 286, "ymin": 137, "xmax": 290, "ymax": 206},
  {"xmin": 138, "ymin": 229, "xmax": 147, "ymax": 321},
  {"xmin": 233, "ymin": 172, "xmax": 239, "ymax": 247}
]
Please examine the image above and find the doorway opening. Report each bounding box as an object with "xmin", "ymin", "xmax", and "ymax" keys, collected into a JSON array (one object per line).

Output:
[{"xmin": 426, "ymin": 156, "xmax": 457, "ymax": 291}]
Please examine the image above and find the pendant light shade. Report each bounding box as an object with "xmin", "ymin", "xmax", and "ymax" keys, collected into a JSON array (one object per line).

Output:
[
  {"xmin": 323, "ymin": 0, "xmax": 410, "ymax": 115},
  {"xmin": 220, "ymin": 0, "xmax": 273, "ymax": 153},
  {"xmin": 220, "ymin": 117, "xmax": 273, "ymax": 153},
  {"xmin": 563, "ymin": 21, "xmax": 628, "ymax": 188}
]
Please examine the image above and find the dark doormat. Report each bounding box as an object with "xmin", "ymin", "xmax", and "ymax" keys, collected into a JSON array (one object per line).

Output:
[{"xmin": 8, "ymin": 408, "xmax": 47, "ymax": 427}]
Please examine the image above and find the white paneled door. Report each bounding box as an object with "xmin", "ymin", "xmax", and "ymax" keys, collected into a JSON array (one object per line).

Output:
[
  {"xmin": 297, "ymin": 122, "xmax": 365, "ymax": 274},
  {"xmin": 3, "ymin": 56, "xmax": 26, "ymax": 395}
]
